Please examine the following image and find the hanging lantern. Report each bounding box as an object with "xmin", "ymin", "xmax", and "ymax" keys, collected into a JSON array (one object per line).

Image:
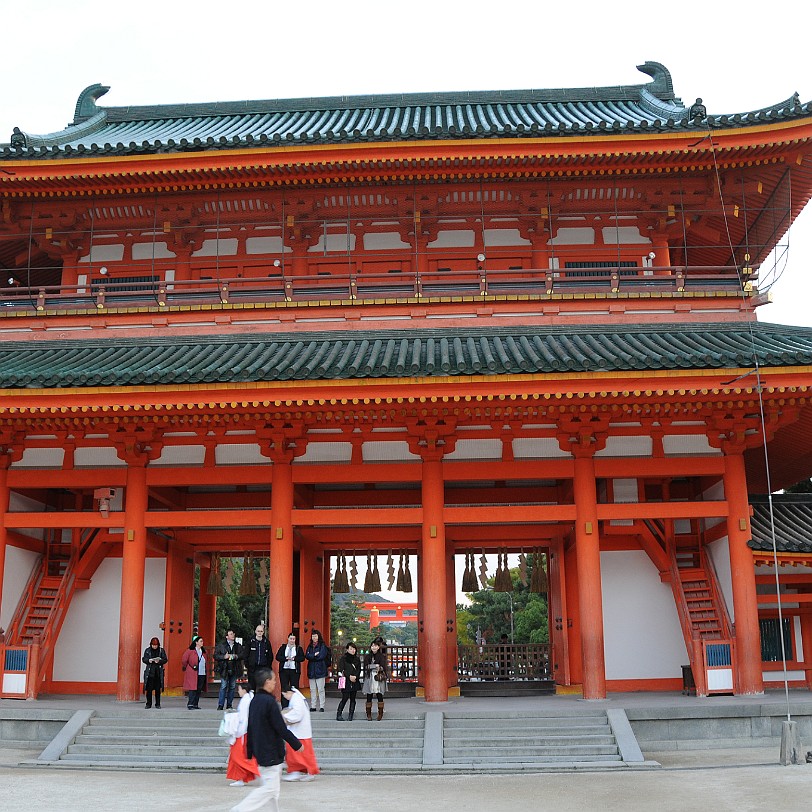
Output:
[
  {"xmin": 530, "ymin": 549, "xmax": 548, "ymax": 596},
  {"xmin": 224, "ymin": 558, "xmax": 236, "ymax": 593},
  {"xmin": 402, "ymin": 554, "xmax": 413, "ymax": 593},
  {"xmin": 349, "ymin": 555, "xmax": 358, "ymax": 591},
  {"xmin": 371, "ymin": 553, "xmax": 382, "ymax": 592},
  {"xmin": 396, "ymin": 553, "xmax": 406, "ymax": 592},
  {"xmin": 207, "ymin": 554, "xmax": 225, "ymax": 596},
  {"xmin": 478, "ymin": 550, "xmax": 489, "ymax": 590},
  {"xmin": 363, "ymin": 551, "xmax": 374, "ymax": 593},
  {"xmin": 239, "ymin": 554, "xmax": 258, "ymax": 596},
  {"xmin": 461, "ymin": 551, "xmax": 479, "ymax": 592},
  {"xmin": 333, "ymin": 554, "xmax": 350, "ymax": 594},
  {"xmin": 518, "ymin": 550, "xmax": 529, "ymax": 587},
  {"xmin": 387, "ymin": 550, "xmax": 396, "ymax": 590}
]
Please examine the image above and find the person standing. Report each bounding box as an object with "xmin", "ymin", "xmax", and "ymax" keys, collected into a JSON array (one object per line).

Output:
[
  {"xmin": 226, "ymin": 682, "xmax": 260, "ymax": 788},
  {"xmin": 142, "ymin": 637, "xmax": 168, "ymax": 709},
  {"xmin": 362, "ymin": 636, "xmax": 388, "ymax": 721},
  {"xmin": 230, "ymin": 668, "xmax": 302, "ymax": 812},
  {"xmin": 281, "ymin": 685, "xmax": 319, "ymax": 781},
  {"xmin": 246, "ymin": 625, "xmax": 272, "ymax": 691},
  {"xmin": 216, "ymin": 628, "xmax": 245, "ymax": 710},
  {"xmin": 304, "ymin": 630, "xmax": 329, "ymax": 713},
  {"xmin": 181, "ymin": 635, "xmax": 207, "ymax": 710},
  {"xmin": 336, "ymin": 641, "xmax": 361, "ymax": 721},
  {"xmin": 275, "ymin": 632, "xmax": 305, "ymax": 708}
]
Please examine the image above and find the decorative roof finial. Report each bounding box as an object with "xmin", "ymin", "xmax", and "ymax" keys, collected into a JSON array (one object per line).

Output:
[
  {"xmin": 73, "ymin": 83, "xmax": 111, "ymax": 123},
  {"xmin": 636, "ymin": 61, "xmax": 675, "ymax": 99},
  {"xmin": 689, "ymin": 98, "xmax": 707, "ymax": 122},
  {"xmin": 9, "ymin": 127, "xmax": 27, "ymax": 148}
]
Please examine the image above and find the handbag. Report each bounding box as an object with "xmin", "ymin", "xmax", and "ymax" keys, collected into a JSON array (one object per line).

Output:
[
  {"xmin": 217, "ymin": 715, "xmax": 229, "ymax": 737},
  {"xmin": 337, "ymin": 675, "xmax": 346, "ymax": 690}
]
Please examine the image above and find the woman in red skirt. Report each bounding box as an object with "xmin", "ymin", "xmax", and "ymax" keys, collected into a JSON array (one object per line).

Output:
[
  {"xmin": 226, "ymin": 682, "xmax": 260, "ymax": 787},
  {"xmin": 281, "ymin": 686, "xmax": 320, "ymax": 781}
]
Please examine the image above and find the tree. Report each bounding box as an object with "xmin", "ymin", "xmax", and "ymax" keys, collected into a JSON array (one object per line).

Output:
[
  {"xmin": 215, "ymin": 558, "xmax": 267, "ymax": 644},
  {"xmin": 330, "ymin": 596, "xmax": 374, "ymax": 649}
]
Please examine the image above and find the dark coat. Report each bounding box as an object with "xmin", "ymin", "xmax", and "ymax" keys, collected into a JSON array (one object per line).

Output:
[
  {"xmin": 275, "ymin": 643, "xmax": 305, "ymax": 675},
  {"xmin": 338, "ymin": 652, "xmax": 362, "ymax": 693},
  {"xmin": 305, "ymin": 642, "xmax": 330, "ymax": 679},
  {"xmin": 214, "ymin": 638, "xmax": 244, "ymax": 677},
  {"xmin": 181, "ymin": 647, "xmax": 207, "ymax": 692},
  {"xmin": 364, "ymin": 649, "xmax": 388, "ymax": 680},
  {"xmin": 142, "ymin": 646, "xmax": 167, "ymax": 692},
  {"xmin": 246, "ymin": 636, "xmax": 272, "ymax": 672},
  {"xmin": 245, "ymin": 689, "xmax": 302, "ymax": 767}
]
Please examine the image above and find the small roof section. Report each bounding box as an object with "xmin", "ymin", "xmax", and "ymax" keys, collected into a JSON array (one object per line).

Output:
[
  {"xmin": 1, "ymin": 321, "xmax": 811, "ymax": 389},
  {"xmin": 750, "ymin": 494, "xmax": 812, "ymax": 555},
  {"xmin": 3, "ymin": 62, "xmax": 810, "ymax": 159}
]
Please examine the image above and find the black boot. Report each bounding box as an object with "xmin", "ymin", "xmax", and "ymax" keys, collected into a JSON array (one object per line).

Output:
[{"xmin": 348, "ymin": 698, "xmax": 356, "ymax": 721}]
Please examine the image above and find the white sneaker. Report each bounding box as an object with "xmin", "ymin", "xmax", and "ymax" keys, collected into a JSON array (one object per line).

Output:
[
  {"xmin": 229, "ymin": 780, "xmax": 245, "ymax": 787},
  {"xmin": 283, "ymin": 772, "xmax": 303, "ymax": 782},
  {"xmin": 300, "ymin": 774, "xmax": 316, "ymax": 782}
]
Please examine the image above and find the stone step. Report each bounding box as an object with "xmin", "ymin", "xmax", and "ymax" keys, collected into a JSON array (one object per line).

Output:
[
  {"xmin": 58, "ymin": 754, "xmax": 227, "ymax": 767},
  {"xmin": 77, "ymin": 735, "xmax": 227, "ymax": 747},
  {"xmin": 442, "ymin": 754, "xmax": 622, "ymax": 764},
  {"xmin": 317, "ymin": 742, "xmax": 423, "ymax": 753},
  {"xmin": 444, "ymin": 744, "xmax": 619, "ymax": 757},
  {"xmin": 68, "ymin": 743, "xmax": 229, "ymax": 757},
  {"xmin": 445, "ymin": 734, "xmax": 616, "ymax": 746},
  {"xmin": 443, "ymin": 716, "xmax": 608, "ymax": 727}
]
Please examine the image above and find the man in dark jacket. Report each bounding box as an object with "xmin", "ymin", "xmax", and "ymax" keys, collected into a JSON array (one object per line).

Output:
[
  {"xmin": 246, "ymin": 624, "xmax": 272, "ymax": 691},
  {"xmin": 214, "ymin": 628, "xmax": 244, "ymax": 710},
  {"xmin": 231, "ymin": 668, "xmax": 302, "ymax": 812}
]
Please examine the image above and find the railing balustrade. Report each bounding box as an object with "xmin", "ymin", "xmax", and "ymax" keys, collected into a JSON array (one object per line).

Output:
[
  {"xmin": 457, "ymin": 643, "xmax": 552, "ymax": 681},
  {"xmin": 0, "ymin": 265, "xmax": 752, "ymax": 314}
]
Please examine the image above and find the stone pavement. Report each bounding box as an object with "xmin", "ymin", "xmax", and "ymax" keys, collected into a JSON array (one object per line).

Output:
[{"xmin": 1, "ymin": 752, "xmax": 811, "ymax": 812}]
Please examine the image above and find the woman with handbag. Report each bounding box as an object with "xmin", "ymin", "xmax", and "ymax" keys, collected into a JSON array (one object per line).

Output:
[
  {"xmin": 141, "ymin": 637, "xmax": 168, "ymax": 709},
  {"xmin": 362, "ymin": 637, "xmax": 388, "ymax": 721},
  {"xmin": 181, "ymin": 635, "xmax": 207, "ymax": 710},
  {"xmin": 336, "ymin": 641, "xmax": 361, "ymax": 721}
]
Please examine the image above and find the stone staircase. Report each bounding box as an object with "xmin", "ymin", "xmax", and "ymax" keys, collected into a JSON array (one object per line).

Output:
[
  {"xmin": 442, "ymin": 710, "xmax": 633, "ymax": 768},
  {"xmin": 38, "ymin": 706, "xmax": 649, "ymax": 772}
]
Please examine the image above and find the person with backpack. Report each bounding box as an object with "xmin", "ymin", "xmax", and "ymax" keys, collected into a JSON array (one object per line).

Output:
[{"xmin": 304, "ymin": 629, "xmax": 330, "ymax": 713}]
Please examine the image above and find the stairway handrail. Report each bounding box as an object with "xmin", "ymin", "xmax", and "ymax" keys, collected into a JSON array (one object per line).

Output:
[
  {"xmin": 4, "ymin": 552, "xmax": 44, "ymax": 644},
  {"xmin": 699, "ymin": 546, "xmax": 735, "ymax": 639}
]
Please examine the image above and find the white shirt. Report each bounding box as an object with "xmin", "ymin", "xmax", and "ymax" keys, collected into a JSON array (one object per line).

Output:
[
  {"xmin": 284, "ymin": 644, "xmax": 296, "ymax": 669},
  {"xmin": 281, "ymin": 688, "xmax": 312, "ymax": 739},
  {"xmin": 197, "ymin": 652, "xmax": 206, "ymax": 676}
]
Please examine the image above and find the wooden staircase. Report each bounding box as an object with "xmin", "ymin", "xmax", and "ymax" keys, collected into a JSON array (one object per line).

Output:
[
  {"xmin": 640, "ymin": 519, "xmax": 736, "ymax": 696},
  {"xmin": 6, "ymin": 528, "xmax": 104, "ymax": 692}
]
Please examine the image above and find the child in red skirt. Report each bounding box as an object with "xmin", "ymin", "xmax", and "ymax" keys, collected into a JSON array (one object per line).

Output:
[
  {"xmin": 281, "ymin": 685, "xmax": 320, "ymax": 781},
  {"xmin": 226, "ymin": 682, "xmax": 260, "ymax": 787}
]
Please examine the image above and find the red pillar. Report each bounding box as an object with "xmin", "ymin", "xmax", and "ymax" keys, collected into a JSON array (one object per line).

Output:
[
  {"xmin": 163, "ymin": 541, "xmax": 194, "ymax": 689},
  {"xmin": 269, "ymin": 460, "xmax": 294, "ymax": 666},
  {"xmin": 724, "ymin": 452, "xmax": 764, "ymax": 695},
  {"xmin": 117, "ymin": 463, "xmax": 148, "ymax": 701},
  {"xmin": 446, "ymin": 541, "xmax": 458, "ymax": 689},
  {"xmin": 298, "ymin": 539, "xmax": 323, "ymax": 646},
  {"xmin": 420, "ymin": 457, "xmax": 448, "ymax": 702},
  {"xmin": 197, "ymin": 560, "xmax": 217, "ymax": 650},
  {"xmin": 573, "ymin": 453, "xmax": 606, "ymax": 700},
  {"xmin": 0, "ymin": 461, "xmax": 10, "ymax": 620},
  {"xmin": 564, "ymin": 541, "xmax": 582, "ymax": 686}
]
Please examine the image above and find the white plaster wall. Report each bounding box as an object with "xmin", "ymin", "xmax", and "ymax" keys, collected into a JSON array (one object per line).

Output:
[
  {"xmin": 601, "ymin": 550, "xmax": 687, "ymax": 679},
  {"xmin": 707, "ymin": 537, "xmax": 734, "ymax": 620},
  {"xmin": 443, "ymin": 439, "xmax": 502, "ymax": 461},
  {"xmin": 0, "ymin": 547, "xmax": 40, "ymax": 629},
  {"xmin": 53, "ymin": 557, "xmax": 166, "ymax": 683}
]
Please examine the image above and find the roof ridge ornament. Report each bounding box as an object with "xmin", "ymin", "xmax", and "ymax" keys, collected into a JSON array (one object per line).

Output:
[
  {"xmin": 74, "ymin": 83, "xmax": 110, "ymax": 124},
  {"xmin": 636, "ymin": 61, "xmax": 675, "ymax": 100}
]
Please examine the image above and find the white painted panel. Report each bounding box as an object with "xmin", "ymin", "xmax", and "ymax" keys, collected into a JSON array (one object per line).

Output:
[
  {"xmin": 707, "ymin": 668, "xmax": 733, "ymax": 691},
  {"xmin": 2, "ymin": 674, "xmax": 26, "ymax": 693},
  {"xmin": 707, "ymin": 537, "xmax": 734, "ymax": 621},
  {"xmin": 11, "ymin": 448, "xmax": 65, "ymax": 469},
  {"xmin": 79, "ymin": 244, "xmax": 125, "ymax": 262},
  {"xmin": 703, "ymin": 480, "xmax": 726, "ymax": 530},
  {"xmin": 601, "ymin": 226, "xmax": 650, "ymax": 244},
  {"xmin": 152, "ymin": 446, "xmax": 206, "ymax": 467},
  {"xmin": 595, "ymin": 436, "xmax": 652, "ymax": 457},
  {"xmin": 513, "ymin": 438, "xmax": 572, "ymax": 459},
  {"xmin": 75, "ymin": 447, "xmax": 126, "ymax": 467},
  {"xmin": 53, "ymin": 557, "xmax": 165, "ymax": 683},
  {"xmin": 764, "ymin": 670, "xmax": 805, "ymax": 681},
  {"xmin": 245, "ymin": 236, "xmax": 288, "ymax": 254},
  {"xmin": 363, "ymin": 232, "xmax": 411, "ymax": 250},
  {"xmin": 443, "ymin": 439, "xmax": 502, "ymax": 461},
  {"xmin": 674, "ymin": 520, "xmax": 692, "ymax": 534},
  {"xmin": 483, "ymin": 228, "xmax": 530, "ymax": 247},
  {"xmin": 601, "ymin": 550, "xmax": 687, "ymax": 680},
  {"xmin": 427, "ymin": 230, "xmax": 475, "ymax": 249},
  {"xmin": 663, "ymin": 435, "xmax": 720, "ymax": 455},
  {"xmin": 795, "ymin": 616, "xmax": 804, "ymax": 663},
  {"xmin": 296, "ymin": 442, "xmax": 352, "ymax": 464},
  {"xmin": 0, "ymin": 547, "xmax": 40, "ymax": 628},
  {"xmin": 309, "ymin": 233, "xmax": 357, "ymax": 252},
  {"xmin": 549, "ymin": 227, "xmax": 594, "ymax": 245},
  {"xmin": 363, "ymin": 441, "xmax": 420, "ymax": 462},
  {"xmin": 215, "ymin": 444, "xmax": 270, "ymax": 466},
  {"xmin": 192, "ymin": 238, "xmax": 239, "ymax": 257},
  {"xmin": 610, "ymin": 478, "xmax": 638, "ymax": 527},
  {"xmin": 132, "ymin": 241, "xmax": 176, "ymax": 259}
]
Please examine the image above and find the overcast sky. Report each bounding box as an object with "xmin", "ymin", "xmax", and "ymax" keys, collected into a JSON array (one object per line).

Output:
[{"xmin": 2, "ymin": 2, "xmax": 810, "ymax": 602}]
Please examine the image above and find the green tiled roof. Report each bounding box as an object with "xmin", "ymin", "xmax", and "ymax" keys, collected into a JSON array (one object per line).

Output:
[
  {"xmin": 1, "ymin": 322, "xmax": 811, "ymax": 389},
  {"xmin": 749, "ymin": 495, "xmax": 812, "ymax": 554},
  {"xmin": 4, "ymin": 62, "xmax": 810, "ymax": 159}
]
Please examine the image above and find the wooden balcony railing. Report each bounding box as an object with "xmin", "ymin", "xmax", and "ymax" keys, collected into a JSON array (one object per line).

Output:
[
  {"xmin": 457, "ymin": 643, "xmax": 552, "ymax": 682},
  {"xmin": 0, "ymin": 265, "xmax": 752, "ymax": 314}
]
